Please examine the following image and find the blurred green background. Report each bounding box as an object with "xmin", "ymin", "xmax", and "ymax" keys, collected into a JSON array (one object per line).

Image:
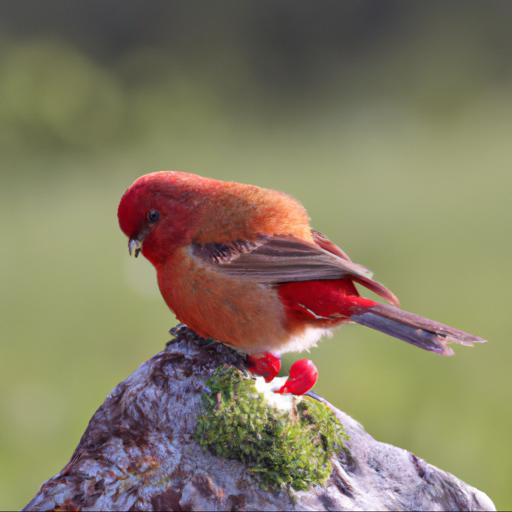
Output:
[{"xmin": 0, "ymin": 1, "xmax": 511, "ymax": 509}]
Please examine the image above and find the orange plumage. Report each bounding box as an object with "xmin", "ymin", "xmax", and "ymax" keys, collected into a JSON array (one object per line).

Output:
[{"xmin": 118, "ymin": 171, "xmax": 485, "ymax": 394}]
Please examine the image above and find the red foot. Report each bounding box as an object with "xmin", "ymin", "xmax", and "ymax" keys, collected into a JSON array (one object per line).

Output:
[
  {"xmin": 275, "ymin": 359, "xmax": 318, "ymax": 395},
  {"xmin": 247, "ymin": 352, "xmax": 281, "ymax": 383}
]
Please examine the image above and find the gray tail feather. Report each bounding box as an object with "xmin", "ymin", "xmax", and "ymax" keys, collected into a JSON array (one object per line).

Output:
[{"xmin": 351, "ymin": 303, "xmax": 486, "ymax": 356}]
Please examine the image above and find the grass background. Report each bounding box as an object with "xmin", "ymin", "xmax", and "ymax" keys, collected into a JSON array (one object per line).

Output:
[{"xmin": 0, "ymin": 2, "xmax": 511, "ymax": 508}]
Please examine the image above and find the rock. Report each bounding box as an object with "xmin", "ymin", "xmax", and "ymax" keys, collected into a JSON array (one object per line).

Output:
[{"xmin": 24, "ymin": 325, "xmax": 495, "ymax": 512}]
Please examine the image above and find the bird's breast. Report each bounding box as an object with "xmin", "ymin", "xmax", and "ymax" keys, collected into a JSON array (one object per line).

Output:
[{"xmin": 156, "ymin": 247, "xmax": 293, "ymax": 353}]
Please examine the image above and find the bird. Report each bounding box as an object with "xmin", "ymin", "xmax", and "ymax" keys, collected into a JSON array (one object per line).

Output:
[{"xmin": 117, "ymin": 171, "xmax": 486, "ymax": 395}]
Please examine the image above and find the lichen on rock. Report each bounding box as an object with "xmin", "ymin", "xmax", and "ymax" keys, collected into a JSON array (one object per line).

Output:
[{"xmin": 195, "ymin": 365, "xmax": 348, "ymax": 491}]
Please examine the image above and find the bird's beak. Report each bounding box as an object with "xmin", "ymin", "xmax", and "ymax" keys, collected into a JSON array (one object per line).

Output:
[{"xmin": 128, "ymin": 238, "xmax": 143, "ymax": 258}]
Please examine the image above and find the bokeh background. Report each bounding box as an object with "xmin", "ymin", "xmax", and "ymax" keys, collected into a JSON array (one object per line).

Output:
[{"xmin": 1, "ymin": 1, "xmax": 511, "ymax": 508}]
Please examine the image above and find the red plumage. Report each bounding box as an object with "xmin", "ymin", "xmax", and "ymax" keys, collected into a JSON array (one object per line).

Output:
[{"xmin": 118, "ymin": 171, "xmax": 486, "ymax": 394}]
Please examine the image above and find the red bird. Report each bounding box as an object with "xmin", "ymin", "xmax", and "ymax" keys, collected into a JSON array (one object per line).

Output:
[{"xmin": 118, "ymin": 171, "xmax": 485, "ymax": 395}]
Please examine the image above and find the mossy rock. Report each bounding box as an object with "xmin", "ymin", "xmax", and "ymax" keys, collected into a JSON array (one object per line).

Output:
[{"xmin": 195, "ymin": 366, "xmax": 348, "ymax": 491}]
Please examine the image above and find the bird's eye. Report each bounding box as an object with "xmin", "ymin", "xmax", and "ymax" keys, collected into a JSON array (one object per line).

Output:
[{"xmin": 147, "ymin": 209, "xmax": 160, "ymax": 223}]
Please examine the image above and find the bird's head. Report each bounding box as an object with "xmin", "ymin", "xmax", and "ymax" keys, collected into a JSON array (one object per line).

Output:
[{"xmin": 117, "ymin": 171, "xmax": 207, "ymax": 265}]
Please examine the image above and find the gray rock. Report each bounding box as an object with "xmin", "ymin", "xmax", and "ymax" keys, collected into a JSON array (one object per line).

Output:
[{"xmin": 24, "ymin": 325, "xmax": 495, "ymax": 511}]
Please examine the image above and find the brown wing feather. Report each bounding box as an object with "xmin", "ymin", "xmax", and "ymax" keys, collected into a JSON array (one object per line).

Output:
[
  {"xmin": 192, "ymin": 234, "xmax": 399, "ymax": 305},
  {"xmin": 311, "ymin": 230, "xmax": 400, "ymax": 306},
  {"xmin": 311, "ymin": 229, "xmax": 352, "ymax": 262},
  {"xmin": 209, "ymin": 236, "xmax": 372, "ymax": 282}
]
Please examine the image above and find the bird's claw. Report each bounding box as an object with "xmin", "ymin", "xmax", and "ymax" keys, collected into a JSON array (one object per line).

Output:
[
  {"xmin": 246, "ymin": 354, "xmax": 318, "ymax": 395},
  {"xmin": 246, "ymin": 352, "xmax": 281, "ymax": 383},
  {"xmin": 274, "ymin": 358, "xmax": 318, "ymax": 395}
]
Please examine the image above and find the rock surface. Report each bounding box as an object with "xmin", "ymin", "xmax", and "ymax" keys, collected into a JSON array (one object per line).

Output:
[{"xmin": 25, "ymin": 325, "xmax": 495, "ymax": 511}]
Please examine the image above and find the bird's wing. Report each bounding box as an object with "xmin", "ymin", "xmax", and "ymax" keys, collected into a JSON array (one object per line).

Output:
[
  {"xmin": 311, "ymin": 230, "xmax": 400, "ymax": 305},
  {"xmin": 192, "ymin": 234, "xmax": 399, "ymax": 305},
  {"xmin": 311, "ymin": 229, "xmax": 352, "ymax": 262}
]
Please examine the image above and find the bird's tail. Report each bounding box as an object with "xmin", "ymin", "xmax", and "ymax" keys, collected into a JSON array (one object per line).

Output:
[{"xmin": 350, "ymin": 302, "xmax": 486, "ymax": 355}]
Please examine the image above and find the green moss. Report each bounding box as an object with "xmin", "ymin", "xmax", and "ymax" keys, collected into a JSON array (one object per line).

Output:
[{"xmin": 195, "ymin": 366, "xmax": 348, "ymax": 491}]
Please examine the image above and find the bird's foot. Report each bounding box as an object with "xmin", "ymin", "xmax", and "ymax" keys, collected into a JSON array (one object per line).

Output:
[
  {"xmin": 275, "ymin": 359, "xmax": 318, "ymax": 395},
  {"xmin": 246, "ymin": 352, "xmax": 281, "ymax": 383}
]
